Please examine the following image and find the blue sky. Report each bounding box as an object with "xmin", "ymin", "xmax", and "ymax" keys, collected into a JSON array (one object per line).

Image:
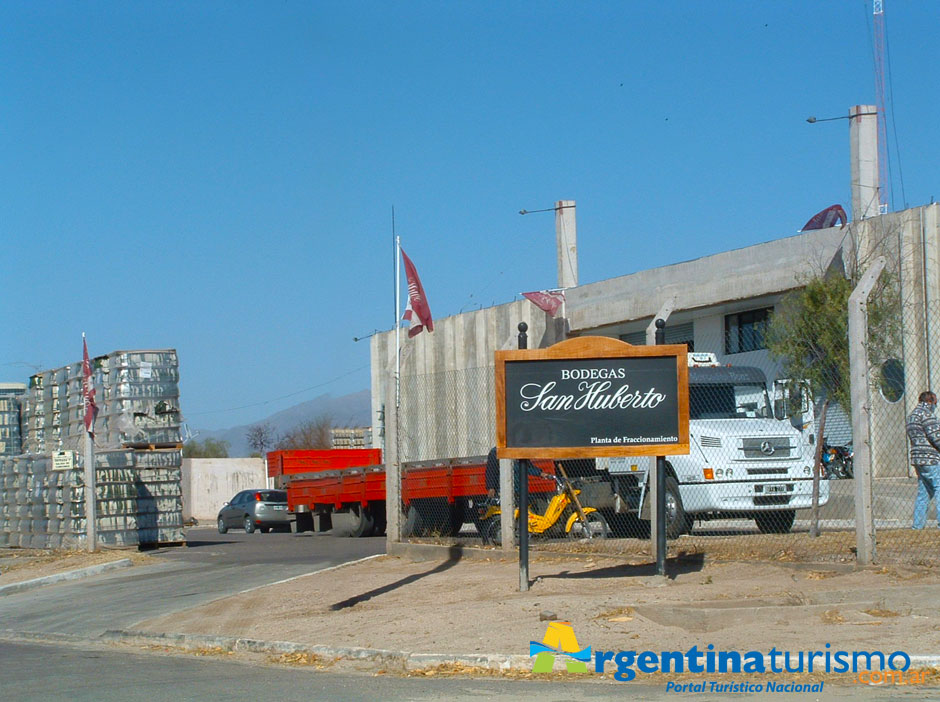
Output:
[{"xmin": 2, "ymin": 2, "xmax": 938, "ymax": 430}]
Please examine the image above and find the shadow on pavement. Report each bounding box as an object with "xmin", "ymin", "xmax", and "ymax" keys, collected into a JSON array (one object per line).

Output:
[
  {"xmin": 537, "ymin": 552, "xmax": 705, "ymax": 582},
  {"xmin": 329, "ymin": 546, "xmax": 463, "ymax": 611}
]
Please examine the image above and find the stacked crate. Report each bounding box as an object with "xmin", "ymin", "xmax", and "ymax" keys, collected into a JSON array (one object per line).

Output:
[
  {"xmin": 0, "ymin": 448, "xmax": 184, "ymax": 548},
  {"xmin": 1, "ymin": 349, "xmax": 184, "ymax": 548},
  {"xmin": 0, "ymin": 383, "xmax": 26, "ymax": 458},
  {"xmin": 22, "ymin": 350, "xmax": 181, "ymax": 454}
]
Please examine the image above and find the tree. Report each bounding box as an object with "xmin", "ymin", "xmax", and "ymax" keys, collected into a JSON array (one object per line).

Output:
[
  {"xmin": 765, "ymin": 242, "xmax": 900, "ymax": 415},
  {"xmin": 275, "ymin": 415, "xmax": 333, "ymax": 450},
  {"xmin": 183, "ymin": 437, "xmax": 230, "ymax": 458},
  {"xmin": 246, "ymin": 423, "xmax": 276, "ymax": 457}
]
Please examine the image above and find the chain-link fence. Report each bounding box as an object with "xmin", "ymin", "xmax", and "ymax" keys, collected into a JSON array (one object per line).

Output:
[{"xmin": 389, "ymin": 279, "xmax": 940, "ymax": 566}]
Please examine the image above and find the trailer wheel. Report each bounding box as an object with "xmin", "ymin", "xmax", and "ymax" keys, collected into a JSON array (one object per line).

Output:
[
  {"xmin": 295, "ymin": 512, "xmax": 315, "ymax": 533},
  {"xmin": 755, "ymin": 509, "xmax": 795, "ymax": 534},
  {"xmin": 368, "ymin": 503, "xmax": 387, "ymax": 537},
  {"xmin": 348, "ymin": 504, "xmax": 375, "ymax": 538}
]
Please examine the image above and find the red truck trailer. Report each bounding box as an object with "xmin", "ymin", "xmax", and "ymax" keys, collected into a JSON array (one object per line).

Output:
[{"xmin": 267, "ymin": 449, "xmax": 557, "ymax": 538}]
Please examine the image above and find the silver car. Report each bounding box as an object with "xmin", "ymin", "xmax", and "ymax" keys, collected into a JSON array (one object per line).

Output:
[{"xmin": 217, "ymin": 489, "xmax": 292, "ymax": 534}]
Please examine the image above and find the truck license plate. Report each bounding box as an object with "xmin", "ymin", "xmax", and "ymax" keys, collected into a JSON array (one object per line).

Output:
[{"xmin": 765, "ymin": 484, "xmax": 788, "ymax": 494}]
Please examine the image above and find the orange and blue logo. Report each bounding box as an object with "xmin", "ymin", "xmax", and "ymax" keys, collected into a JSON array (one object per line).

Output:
[{"xmin": 530, "ymin": 622, "xmax": 592, "ymax": 673}]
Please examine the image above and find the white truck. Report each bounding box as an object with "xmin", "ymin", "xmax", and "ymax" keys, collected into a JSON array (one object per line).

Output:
[{"xmin": 606, "ymin": 352, "xmax": 827, "ymax": 536}]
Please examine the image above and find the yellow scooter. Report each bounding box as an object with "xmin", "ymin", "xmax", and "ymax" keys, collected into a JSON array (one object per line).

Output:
[{"xmin": 479, "ymin": 468, "xmax": 609, "ymax": 544}]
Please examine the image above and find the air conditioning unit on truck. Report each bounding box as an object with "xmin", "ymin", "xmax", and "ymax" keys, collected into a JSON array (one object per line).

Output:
[{"xmin": 607, "ymin": 352, "xmax": 828, "ymax": 536}]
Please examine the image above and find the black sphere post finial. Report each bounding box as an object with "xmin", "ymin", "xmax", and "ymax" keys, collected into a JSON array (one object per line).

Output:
[
  {"xmin": 655, "ymin": 318, "xmax": 666, "ymax": 345},
  {"xmin": 518, "ymin": 321, "xmax": 528, "ymax": 350}
]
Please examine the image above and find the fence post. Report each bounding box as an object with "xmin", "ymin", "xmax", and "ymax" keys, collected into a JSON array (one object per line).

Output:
[
  {"xmin": 849, "ymin": 256, "xmax": 886, "ymax": 566},
  {"xmin": 385, "ymin": 370, "xmax": 401, "ymax": 545},
  {"xmin": 646, "ymin": 300, "xmax": 674, "ymax": 571}
]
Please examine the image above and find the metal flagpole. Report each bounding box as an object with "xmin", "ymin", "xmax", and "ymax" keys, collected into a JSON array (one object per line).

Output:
[
  {"xmin": 395, "ymin": 233, "xmax": 401, "ymax": 408},
  {"xmin": 82, "ymin": 333, "xmax": 97, "ymax": 552}
]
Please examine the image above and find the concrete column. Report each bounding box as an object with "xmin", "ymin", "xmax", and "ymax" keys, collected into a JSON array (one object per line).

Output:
[
  {"xmin": 849, "ymin": 256, "xmax": 886, "ymax": 566},
  {"xmin": 850, "ymin": 105, "xmax": 880, "ymax": 223},
  {"xmin": 499, "ymin": 458, "xmax": 515, "ymax": 552},
  {"xmin": 556, "ymin": 200, "xmax": 578, "ymax": 289}
]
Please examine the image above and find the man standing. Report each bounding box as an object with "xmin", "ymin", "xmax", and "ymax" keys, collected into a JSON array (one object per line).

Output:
[{"xmin": 906, "ymin": 391, "xmax": 940, "ymax": 529}]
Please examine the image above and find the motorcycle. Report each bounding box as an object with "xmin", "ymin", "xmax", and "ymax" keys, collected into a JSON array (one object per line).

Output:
[
  {"xmin": 477, "ymin": 472, "xmax": 609, "ymax": 545},
  {"xmin": 822, "ymin": 442, "xmax": 854, "ymax": 479}
]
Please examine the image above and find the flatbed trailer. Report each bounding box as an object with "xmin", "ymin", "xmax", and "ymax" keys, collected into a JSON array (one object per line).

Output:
[{"xmin": 268, "ymin": 449, "xmax": 556, "ymax": 537}]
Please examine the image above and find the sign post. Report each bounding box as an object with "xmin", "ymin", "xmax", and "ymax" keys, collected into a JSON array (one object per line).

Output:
[{"xmin": 495, "ymin": 335, "xmax": 689, "ymax": 587}]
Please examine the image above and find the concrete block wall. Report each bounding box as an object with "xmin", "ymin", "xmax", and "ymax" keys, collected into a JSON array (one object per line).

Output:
[{"xmin": 181, "ymin": 458, "xmax": 266, "ymax": 522}]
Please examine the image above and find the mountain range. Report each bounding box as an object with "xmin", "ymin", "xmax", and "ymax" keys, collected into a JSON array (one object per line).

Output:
[{"xmin": 193, "ymin": 389, "xmax": 372, "ymax": 457}]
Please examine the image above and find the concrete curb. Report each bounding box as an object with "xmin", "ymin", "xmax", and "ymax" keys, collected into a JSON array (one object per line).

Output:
[
  {"xmin": 0, "ymin": 558, "xmax": 133, "ymax": 597},
  {"xmin": 100, "ymin": 629, "xmax": 531, "ymax": 671}
]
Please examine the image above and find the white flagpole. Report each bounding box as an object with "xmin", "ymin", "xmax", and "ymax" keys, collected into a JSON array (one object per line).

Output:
[
  {"xmin": 395, "ymin": 234, "xmax": 401, "ymax": 410},
  {"xmin": 83, "ymin": 333, "xmax": 97, "ymax": 552}
]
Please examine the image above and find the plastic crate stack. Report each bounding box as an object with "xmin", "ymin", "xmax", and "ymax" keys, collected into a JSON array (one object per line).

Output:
[
  {"xmin": 0, "ymin": 448, "xmax": 184, "ymax": 548},
  {"xmin": 1, "ymin": 348, "xmax": 184, "ymax": 548},
  {"xmin": 21, "ymin": 349, "xmax": 181, "ymax": 454},
  {"xmin": 0, "ymin": 384, "xmax": 26, "ymax": 458}
]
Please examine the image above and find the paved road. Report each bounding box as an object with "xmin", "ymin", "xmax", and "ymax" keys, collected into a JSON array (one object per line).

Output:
[
  {"xmin": 1, "ymin": 640, "xmax": 930, "ymax": 702},
  {"xmin": 0, "ymin": 527, "xmax": 385, "ymax": 637}
]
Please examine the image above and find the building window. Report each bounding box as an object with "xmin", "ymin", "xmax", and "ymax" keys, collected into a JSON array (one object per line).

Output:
[
  {"xmin": 620, "ymin": 322, "xmax": 694, "ymax": 351},
  {"xmin": 725, "ymin": 308, "xmax": 771, "ymax": 354},
  {"xmin": 879, "ymin": 358, "xmax": 904, "ymax": 403}
]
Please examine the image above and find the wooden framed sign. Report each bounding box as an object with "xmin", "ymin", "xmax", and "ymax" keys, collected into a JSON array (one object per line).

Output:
[{"xmin": 495, "ymin": 336, "xmax": 689, "ymax": 459}]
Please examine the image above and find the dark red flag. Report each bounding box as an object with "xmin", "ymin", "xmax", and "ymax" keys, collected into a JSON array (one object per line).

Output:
[
  {"xmin": 82, "ymin": 337, "xmax": 98, "ymax": 435},
  {"xmin": 801, "ymin": 204, "xmax": 847, "ymax": 231},
  {"xmin": 522, "ymin": 290, "xmax": 565, "ymax": 317},
  {"xmin": 401, "ymin": 249, "xmax": 434, "ymax": 337}
]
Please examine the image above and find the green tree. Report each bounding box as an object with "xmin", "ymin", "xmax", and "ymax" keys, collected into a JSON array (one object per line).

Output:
[
  {"xmin": 183, "ymin": 437, "xmax": 230, "ymax": 458},
  {"xmin": 766, "ymin": 252, "xmax": 900, "ymax": 414}
]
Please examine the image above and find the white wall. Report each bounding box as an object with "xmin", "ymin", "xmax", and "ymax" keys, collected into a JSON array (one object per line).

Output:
[{"xmin": 181, "ymin": 458, "xmax": 266, "ymax": 522}]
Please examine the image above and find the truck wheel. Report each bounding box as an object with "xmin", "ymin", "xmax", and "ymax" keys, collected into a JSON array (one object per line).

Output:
[
  {"xmin": 295, "ymin": 512, "xmax": 315, "ymax": 533},
  {"xmin": 755, "ymin": 510, "xmax": 795, "ymax": 534},
  {"xmin": 664, "ymin": 475, "xmax": 691, "ymax": 538},
  {"xmin": 349, "ymin": 504, "xmax": 375, "ymax": 538},
  {"xmin": 368, "ymin": 503, "xmax": 387, "ymax": 537}
]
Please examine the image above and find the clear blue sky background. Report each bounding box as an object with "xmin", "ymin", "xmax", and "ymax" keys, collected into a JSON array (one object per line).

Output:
[{"xmin": 3, "ymin": 2, "xmax": 938, "ymax": 430}]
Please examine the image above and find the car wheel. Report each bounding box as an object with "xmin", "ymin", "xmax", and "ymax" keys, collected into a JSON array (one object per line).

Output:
[
  {"xmin": 217, "ymin": 517, "xmax": 227, "ymax": 534},
  {"xmin": 244, "ymin": 516, "xmax": 256, "ymax": 534}
]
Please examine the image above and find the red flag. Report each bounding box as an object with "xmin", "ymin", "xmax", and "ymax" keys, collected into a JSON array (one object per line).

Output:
[
  {"xmin": 82, "ymin": 337, "xmax": 98, "ymax": 435},
  {"xmin": 523, "ymin": 290, "xmax": 565, "ymax": 317},
  {"xmin": 401, "ymin": 248, "xmax": 433, "ymax": 337},
  {"xmin": 801, "ymin": 204, "xmax": 847, "ymax": 231}
]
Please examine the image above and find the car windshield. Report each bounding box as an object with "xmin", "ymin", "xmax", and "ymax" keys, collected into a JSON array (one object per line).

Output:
[
  {"xmin": 255, "ymin": 490, "xmax": 287, "ymax": 503},
  {"xmin": 690, "ymin": 383, "xmax": 772, "ymax": 420}
]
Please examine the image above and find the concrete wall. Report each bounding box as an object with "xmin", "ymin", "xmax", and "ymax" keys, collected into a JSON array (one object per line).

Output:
[
  {"xmin": 181, "ymin": 458, "xmax": 266, "ymax": 522},
  {"xmin": 371, "ymin": 299, "xmax": 565, "ymax": 462}
]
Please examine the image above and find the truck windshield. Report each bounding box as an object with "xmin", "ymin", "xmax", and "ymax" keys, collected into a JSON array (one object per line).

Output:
[{"xmin": 690, "ymin": 383, "xmax": 772, "ymax": 420}]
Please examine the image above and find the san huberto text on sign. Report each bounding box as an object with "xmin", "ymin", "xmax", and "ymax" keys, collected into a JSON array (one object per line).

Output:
[{"xmin": 504, "ymin": 356, "xmax": 680, "ymax": 449}]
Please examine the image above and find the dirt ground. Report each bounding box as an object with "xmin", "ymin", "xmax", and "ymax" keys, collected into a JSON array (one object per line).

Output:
[
  {"xmin": 135, "ymin": 551, "xmax": 940, "ymax": 658},
  {"xmin": 0, "ymin": 547, "xmax": 153, "ymax": 587}
]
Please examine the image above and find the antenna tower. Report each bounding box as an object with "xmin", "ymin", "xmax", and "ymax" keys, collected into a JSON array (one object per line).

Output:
[{"xmin": 872, "ymin": 0, "xmax": 889, "ymax": 213}]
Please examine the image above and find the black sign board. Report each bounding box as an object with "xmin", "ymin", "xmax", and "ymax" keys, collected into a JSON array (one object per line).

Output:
[{"xmin": 496, "ymin": 336, "xmax": 689, "ymax": 459}]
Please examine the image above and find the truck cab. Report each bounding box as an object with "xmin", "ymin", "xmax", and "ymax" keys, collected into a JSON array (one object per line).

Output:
[{"xmin": 609, "ymin": 352, "xmax": 827, "ymax": 536}]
